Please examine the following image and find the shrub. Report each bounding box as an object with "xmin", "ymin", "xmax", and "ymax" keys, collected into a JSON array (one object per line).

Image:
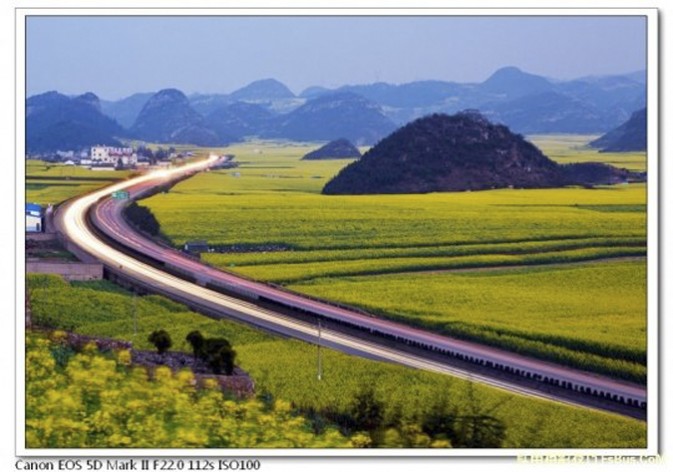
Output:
[
  {"xmin": 123, "ymin": 202, "xmax": 161, "ymax": 236},
  {"xmin": 186, "ymin": 330, "xmax": 205, "ymax": 358},
  {"xmin": 185, "ymin": 332, "xmax": 237, "ymax": 375},
  {"xmin": 148, "ymin": 329, "xmax": 172, "ymax": 354}
]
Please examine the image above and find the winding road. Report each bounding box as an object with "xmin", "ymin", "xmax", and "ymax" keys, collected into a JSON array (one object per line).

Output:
[{"xmin": 53, "ymin": 155, "xmax": 647, "ymax": 420}]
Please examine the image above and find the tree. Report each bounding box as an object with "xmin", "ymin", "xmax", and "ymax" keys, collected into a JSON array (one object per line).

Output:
[
  {"xmin": 451, "ymin": 383, "xmax": 507, "ymax": 448},
  {"xmin": 203, "ymin": 338, "xmax": 236, "ymax": 375},
  {"xmin": 350, "ymin": 386, "xmax": 384, "ymax": 432},
  {"xmin": 186, "ymin": 333, "xmax": 237, "ymax": 375},
  {"xmin": 207, "ymin": 343, "xmax": 237, "ymax": 375},
  {"xmin": 186, "ymin": 330, "xmax": 205, "ymax": 359},
  {"xmin": 421, "ymin": 392, "xmax": 457, "ymax": 441},
  {"xmin": 148, "ymin": 330, "xmax": 172, "ymax": 354},
  {"xmin": 452, "ymin": 415, "xmax": 506, "ymax": 448},
  {"xmin": 136, "ymin": 145, "xmax": 153, "ymax": 159},
  {"xmin": 123, "ymin": 202, "xmax": 161, "ymax": 236}
]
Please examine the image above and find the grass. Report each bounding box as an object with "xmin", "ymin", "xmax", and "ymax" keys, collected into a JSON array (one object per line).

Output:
[
  {"xmin": 25, "ymin": 160, "xmax": 131, "ymax": 206},
  {"xmin": 201, "ymin": 236, "xmax": 645, "ymax": 267},
  {"xmin": 26, "ymin": 274, "xmax": 647, "ymax": 448},
  {"xmin": 146, "ymin": 184, "xmax": 646, "ymax": 250},
  {"xmin": 213, "ymin": 246, "xmax": 646, "ymax": 284}
]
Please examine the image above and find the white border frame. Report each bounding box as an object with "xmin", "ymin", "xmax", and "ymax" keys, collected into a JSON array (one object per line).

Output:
[{"xmin": 15, "ymin": 7, "xmax": 660, "ymax": 459}]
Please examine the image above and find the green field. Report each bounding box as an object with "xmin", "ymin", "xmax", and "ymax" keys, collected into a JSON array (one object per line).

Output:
[
  {"xmin": 529, "ymin": 135, "xmax": 647, "ymax": 172},
  {"xmin": 289, "ymin": 260, "xmax": 646, "ymax": 382},
  {"xmin": 138, "ymin": 136, "xmax": 648, "ymax": 382},
  {"xmin": 26, "ymin": 160, "xmax": 131, "ymax": 206},
  {"xmin": 27, "ymin": 274, "xmax": 646, "ymax": 448}
]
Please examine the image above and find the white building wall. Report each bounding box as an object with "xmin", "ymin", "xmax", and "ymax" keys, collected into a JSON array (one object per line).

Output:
[
  {"xmin": 90, "ymin": 146, "xmax": 136, "ymax": 166},
  {"xmin": 26, "ymin": 214, "xmax": 43, "ymax": 233}
]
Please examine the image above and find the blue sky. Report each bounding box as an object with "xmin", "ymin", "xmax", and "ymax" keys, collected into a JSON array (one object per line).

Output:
[{"xmin": 26, "ymin": 15, "xmax": 647, "ymax": 100}]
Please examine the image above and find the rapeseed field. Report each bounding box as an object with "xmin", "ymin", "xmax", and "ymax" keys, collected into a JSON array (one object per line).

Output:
[{"xmin": 140, "ymin": 137, "xmax": 648, "ymax": 382}]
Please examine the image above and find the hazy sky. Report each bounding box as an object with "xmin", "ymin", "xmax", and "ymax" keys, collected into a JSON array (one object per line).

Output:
[{"xmin": 26, "ymin": 15, "xmax": 647, "ymax": 100}]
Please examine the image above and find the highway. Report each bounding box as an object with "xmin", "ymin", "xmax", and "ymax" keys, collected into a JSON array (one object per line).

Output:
[{"xmin": 53, "ymin": 155, "xmax": 647, "ymax": 420}]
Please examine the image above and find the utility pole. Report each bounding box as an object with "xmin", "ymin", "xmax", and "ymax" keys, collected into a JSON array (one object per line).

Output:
[
  {"xmin": 133, "ymin": 291, "xmax": 138, "ymax": 338},
  {"xmin": 317, "ymin": 317, "xmax": 322, "ymax": 381}
]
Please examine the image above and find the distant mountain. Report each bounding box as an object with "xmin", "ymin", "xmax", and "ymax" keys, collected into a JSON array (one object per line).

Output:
[
  {"xmin": 267, "ymin": 92, "xmax": 396, "ymax": 145},
  {"xmin": 205, "ymin": 102, "xmax": 274, "ymax": 140},
  {"xmin": 554, "ymin": 75, "xmax": 645, "ymax": 126},
  {"xmin": 480, "ymin": 66, "xmax": 553, "ymax": 99},
  {"xmin": 295, "ymin": 67, "xmax": 645, "ymax": 134},
  {"xmin": 336, "ymin": 80, "xmax": 466, "ymax": 109},
  {"xmin": 130, "ymin": 89, "xmax": 228, "ymax": 146},
  {"xmin": 27, "ymin": 91, "xmax": 125, "ymax": 153},
  {"xmin": 189, "ymin": 93, "xmax": 232, "ymax": 117},
  {"xmin": 100, "ymin": 92, "xmax": 154, "ymax": 128},
  {"xmin": 302, "ymin": 138, "xmax": 362, "ymax": 160},
  {"xmin": 229, "ymin": 79, "xmax": 295, "ymax": 101},
  {"xmin": 33, "ymin": 66, "xmax": 648, "ymax": 151},
  {"xmin": 299, "ymin": 86, "xmax": 331, "ymax": 99},
  {"xmin": 323, "ymin": 112, "xmax": 642, "ymax": 195},
  {"xmin": 624, "ymin": 70, "xmax": 647, "ymax": 84},
  {"xmin": 190, "ymin": 79, "xmax": 301, "ymax": 116},
  {"xmin": 75, "ymin": 92, "xmax": 103, "ymax": 112},
  {"xmin": 590, "ymin": 108, "xmax": 647, "ymax": 152},
  {"xmin": 485, "ymin": 91, "xmax": 607, "ymax": 134}
]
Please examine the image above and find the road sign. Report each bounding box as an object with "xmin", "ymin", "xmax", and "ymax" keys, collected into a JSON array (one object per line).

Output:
[{"xmin": 112, "ymin": 190, "xmax": 130, "ymax": 200}]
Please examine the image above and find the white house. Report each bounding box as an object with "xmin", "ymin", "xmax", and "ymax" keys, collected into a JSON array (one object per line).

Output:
[{"xmin": 90, "ymin": 146, "xmax": 138, "ymax": 167}]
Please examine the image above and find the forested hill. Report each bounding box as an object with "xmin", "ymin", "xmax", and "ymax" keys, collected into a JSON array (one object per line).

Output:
[
  {"xmin": 323, "ymin": 112, "xmax": 644, "ymax": 195},
  {"xmin": 302, "ymin": 138, "xmax": 362, "ymax": 160},
  {"xmin": 590, "ymin": 108, "xmax": 647, "ymax": 152}
]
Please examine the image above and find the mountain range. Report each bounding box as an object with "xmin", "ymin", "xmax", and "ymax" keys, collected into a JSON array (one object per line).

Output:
[
  {"xmin": 27, "ymin": 67, "xmax": 646, "ymax": 153},
  {"xmin": 27, "ymin": 91, "xmax": 125, "ymax": 153}
]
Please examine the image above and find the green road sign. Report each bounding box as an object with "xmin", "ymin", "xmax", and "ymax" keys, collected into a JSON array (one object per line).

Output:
[{"xmin": 112, "ymin": 190, "xmax": 130, "ymax": 200}]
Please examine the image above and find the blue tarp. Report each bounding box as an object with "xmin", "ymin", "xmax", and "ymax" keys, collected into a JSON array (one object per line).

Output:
[{"xmin": 26, "ymin": 203, "xmax": 43, "ymax": 216}]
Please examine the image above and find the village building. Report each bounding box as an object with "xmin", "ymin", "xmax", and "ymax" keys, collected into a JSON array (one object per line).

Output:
[
  {"xmin": 26, "ymin": 203, "xmax": 44, "ymax": 233},
  {"xmin": 89, "ymin": 145, "xmax": 138, "ymax": 168}
]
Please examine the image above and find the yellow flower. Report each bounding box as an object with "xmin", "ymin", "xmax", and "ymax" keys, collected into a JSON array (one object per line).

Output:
[
  {"xmin": 116, "ymin": 349, "xmax": 132, "ymax": 366},
  {"xmin": 50, "ymin": 330, "xmax": 68, "ymax": 344},
  {"xmin": 350, "ymin": 432, "xmax": 373, "ymax": 448}
]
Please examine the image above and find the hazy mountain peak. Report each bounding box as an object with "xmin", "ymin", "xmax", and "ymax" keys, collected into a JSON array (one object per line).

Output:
[
  {"xmin": 151, "ymin": 88, "xmax": 190, "ymax": 103},
  {"xmin": 269, "ymin": 91, "xmax": 395, "ymax": 145},
  {"xmin": 487, "ymin": 65, "xmax": 525, "ymax": 77},
  {"xmin": 299, "ymin": 85, "xmax": 332, "ymax": 99},
  {"xmin": 74, "ymin": 92, "xmax": 101, "ymax": 112},
  {"xmin": 230, "ymin": 78, "xmax": 295, "ymax": 101},
  {"xmin": 130, "ymin": 88, "xmax": 229, "ymax": 146},
  {"xmin": 481, "ymin": 66, "xmax": 552, "ymax": 98}
]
